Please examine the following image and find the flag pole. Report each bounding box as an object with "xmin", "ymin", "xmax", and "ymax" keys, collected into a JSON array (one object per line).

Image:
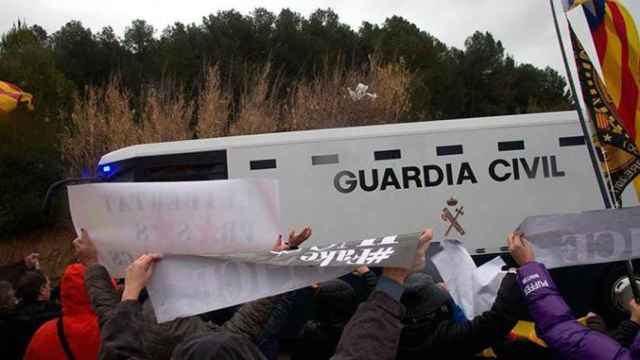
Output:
[{"xmin": 548, "ymin": 0, "xmax": 613, "ymax": 209}]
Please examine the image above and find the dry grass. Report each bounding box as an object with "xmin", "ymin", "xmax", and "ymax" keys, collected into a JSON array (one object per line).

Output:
[
  {"xmin": 61, "ymin": 59, "xmax": 412, "ymax": 176},
  {"xmin": 61, "ymin": 77, "xmax": 142, "ymax": 177},
  {"xmin": 196, "ymin": 66, "xmax": 232, "ymax": 139},
  {"xmin": 141, "ymin": 81, "xmax": 194, "ymax": 143},
  {"xmin": 0, "ymin": 224, "xmax": 76, "ymax": 284},
  {"xmin": 286, "ymin": 57, "xmax": 412, "ymax": 130},
  {"xmin": 230, "ymin": 63, "xmax": 283, "ymax": 136}
]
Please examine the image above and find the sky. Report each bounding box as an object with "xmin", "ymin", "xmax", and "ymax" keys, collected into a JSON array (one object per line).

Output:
[{"xmin": 1, "ymin": 0, "xmax": 639, "ymax": 79}]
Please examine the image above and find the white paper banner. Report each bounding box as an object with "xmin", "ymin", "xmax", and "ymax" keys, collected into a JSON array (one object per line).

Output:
[
  {"xmin": 68, "ymin": 179, "xmax": 281, "ymax": 277},
  {"xmin": 147, "ymin": 256, "xmax": 350, "ymax": 322}
]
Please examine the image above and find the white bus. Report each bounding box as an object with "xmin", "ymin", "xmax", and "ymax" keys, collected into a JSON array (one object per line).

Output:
[{"xmin": 95, "ymin": 110, "xmax": 638, "ymax": 320}]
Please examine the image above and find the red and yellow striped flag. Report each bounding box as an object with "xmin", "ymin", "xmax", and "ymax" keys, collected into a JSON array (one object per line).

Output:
[
  {"xmin": 582, "ymin": 0, "xmax": 640, "ymax": 199},
  {"xmin": 0, "ymin": 81, "xmax": 34, "ymax": 113}
]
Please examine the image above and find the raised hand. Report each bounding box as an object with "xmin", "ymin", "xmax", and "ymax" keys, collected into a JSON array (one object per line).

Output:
[
  {"xmin": 507, "ymin": 232, "xmax": 535, "ymax": 266},
  {"xmin": 73, "ymin": 228, "xmax": 98, "ymax": 266},
  {"xmin": 122, "ymin": 254, "xmax": 162, "ymax": 301}
]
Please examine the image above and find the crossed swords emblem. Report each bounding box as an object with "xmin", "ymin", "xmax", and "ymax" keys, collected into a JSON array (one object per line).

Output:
[{"xmin": 441, "ymin": 197, "xmax": 465, "ymax": 237}]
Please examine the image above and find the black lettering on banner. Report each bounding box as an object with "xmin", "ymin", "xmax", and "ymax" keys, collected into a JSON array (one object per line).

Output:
[
  {"xmin": 423, "ymin": 165, "xmax": 444, "ymax": 187},
  {"xmin": 402, "ymin": 167, "xmax": 422, "ymax": 188},
  {"xmin": 489, "ymin": 159, "xmax": 511, "ymax": 182},
  {"xmin": 380, "ymin": 168, "xmax": 401, "ymax": 190},
  {"xmin": 359, "ymin": 169, "xmax": 379, "ymax": 192},
  {"xmin": 457, "ymin": 162, "xmax": 478, "ymax": 184},
  {"xmin": 334, "ymin": 170, "xmax": 357, "ymax": 194}
]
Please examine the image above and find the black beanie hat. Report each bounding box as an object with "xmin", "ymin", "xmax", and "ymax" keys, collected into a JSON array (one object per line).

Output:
[{"xmin": 401, "ymin": 272, "xmax": 452, "ymax": 323}]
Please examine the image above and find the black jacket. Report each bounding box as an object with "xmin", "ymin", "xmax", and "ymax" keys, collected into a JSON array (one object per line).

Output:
[
  {"xmin": 2, "ymin": 300, "xmax": 61, "ymax": 360},
  {"xmin": 397, "ymin": 273, "xmax": 525, "ymax": 359}
]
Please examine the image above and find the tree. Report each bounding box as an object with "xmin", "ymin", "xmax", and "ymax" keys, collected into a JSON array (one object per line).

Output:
[
  {"xmin": 124, "ymin": 19, "xmax": 155, "ymax": 54},
  {"xmin": 52, "ymin": 21, "xmax": 99, "ymax": 88},
  {"xmin": 0, "ymin": 22, "xmax": 72, "ymax": 237}
]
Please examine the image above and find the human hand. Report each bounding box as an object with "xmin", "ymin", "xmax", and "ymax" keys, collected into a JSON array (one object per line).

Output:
[
  {"xmin": 122, "ymin": 254, "xmax": 161, "ymax": 301},
  {"xmin": 272, "ymin": 227, "xmax": 312, "ymax": 251},
  {"xmin": 352, "ymin": 266, "xmax": 370, "ymax": 276},
  {"xmin": 383, "ymin": 228, "xmax": 432, "ymax": 285},
  {"xmin": 73, "ymin": 229, "xmax": 98, "ymax": 266},
  {"xmin": 629, "ymin": 298, "xmax": 640, "ymax": 325},
  {"xmin": 24, "ymin": 253, "xmax": 40, "ymax": 270},
  {"xmin": 287, "ymin": 227, "xmax": 312, "ymax": 249},
  {"xmin": 507, "ymin": 232, "xmax": 535, "ymax": 266}
]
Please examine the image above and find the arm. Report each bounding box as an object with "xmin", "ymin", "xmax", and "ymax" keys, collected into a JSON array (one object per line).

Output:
[
  {"xmin": 518, "ymin": 262, "xmax": 633, "ymax": 359},
  {"xmin": 332, "ymin": 228, "xmax": 432, "ymax": 360},
  {"xmin": 101, "ymin": 300, "xmax": 147, "ymax": 360},
  {"xmin": 425, "ymin": 273, "xmax": 522, "ymax": 354},
  {"xmin": 75, "ymin": 229, "xmax": 120, "ymax": 328},
  {"xmin": 331, "ymin": 277, "xmax": 406, "ymax": 360},
  {"xmin": 508, "ymin": 233, "xmax": 634, "ymax": 359},
  {"xmin": 101, "ymin": 253, "xmax": 160, "ymax": 360},
  {"xmin": 85, "ymin": 264, "xmax": 120, "ymax": 328}
]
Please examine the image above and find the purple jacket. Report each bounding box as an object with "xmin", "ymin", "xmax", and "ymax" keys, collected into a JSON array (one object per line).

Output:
[{"xmin": 517, "ymin": 262, "xmax": 640, "ymax": 360}]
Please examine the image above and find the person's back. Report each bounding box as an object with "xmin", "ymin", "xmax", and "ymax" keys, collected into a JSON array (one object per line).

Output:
[
  {"xmin": 293, "ymin": 280, "xmax": 357, "ymax": 360},
  {"xmin": 23, "ymin": 264, "xmax": 101, "ymax": 360}
]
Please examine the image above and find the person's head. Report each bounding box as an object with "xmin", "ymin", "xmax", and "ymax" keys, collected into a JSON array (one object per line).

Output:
[
  {"xmin": 60, "ymin": 263, "xmax": 94, "ymax": 315},
  {"xmin": 314, "ymin": 279, "xmax": 357, "ymax": 325},
  {"xmin": 0, "ymin": 281, "xmax": 16, "ymax": 312},
  {"xmin": 399, "ymin": 272, "xmax": 453, "ymax": 349},
  {"xmin": 172, "ymin": 332, "xmax": 266, "ymax": 360},
  {"xmin": 16, "ymin": 270, "xmax": 51, "ymax": 303}
]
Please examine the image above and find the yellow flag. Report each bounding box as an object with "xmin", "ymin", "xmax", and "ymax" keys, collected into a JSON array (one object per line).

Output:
[{"xmin": 0, "ymin": 81, "xmax": 34, "ymax": 113}]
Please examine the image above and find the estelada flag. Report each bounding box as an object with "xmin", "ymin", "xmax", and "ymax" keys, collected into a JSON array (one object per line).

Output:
[
  {"xmin": 570, "ymin": 26, "xmax": 640, "ymax": 205},
  {"xmin": 581, "ymin": 0, "xmax": 640, "ymax": 198},
  {"xmin": 0, "ymin": 81, "xmax": 34, "ymax": 113}
]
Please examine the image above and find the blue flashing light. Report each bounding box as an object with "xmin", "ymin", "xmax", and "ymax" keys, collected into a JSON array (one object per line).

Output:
[{"xmin": 102, "ymin": 165, "xmax": 112, "ymax": 173}]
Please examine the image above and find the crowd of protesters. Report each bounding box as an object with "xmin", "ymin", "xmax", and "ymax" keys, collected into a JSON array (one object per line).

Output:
[{"xmin": 1, "ymin": 227, "xmax": 640, "ymax": 360}]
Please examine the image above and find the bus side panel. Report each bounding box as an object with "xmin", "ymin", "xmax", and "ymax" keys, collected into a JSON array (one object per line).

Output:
[{"xmin": 226, "ymin": 116, "xmax": 605, "ymax": 252}]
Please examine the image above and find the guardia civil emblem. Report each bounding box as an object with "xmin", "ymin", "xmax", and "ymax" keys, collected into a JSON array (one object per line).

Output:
[{"xmin": 441, "ymin": 197, "xmax": 465, "ymax": 237}]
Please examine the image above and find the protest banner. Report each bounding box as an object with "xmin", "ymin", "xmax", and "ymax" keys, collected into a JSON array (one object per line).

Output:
[
  {"xmin": 148, "ymin": 233, "xmax": 420, "ymax": 322},
  {"xmin": 68, "ymin": 180, "xmax": 421, "ymax": 322},
  {"xmin": 68, "ymin": 179, "xmax": 281, "ymax": 277},
  {"xmin": 518, "ymin": 206, "xmax": 640, "ymax": 269}
]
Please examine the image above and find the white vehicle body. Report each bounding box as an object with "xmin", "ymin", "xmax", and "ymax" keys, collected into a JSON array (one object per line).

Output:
[{"xmin": 98, "ymin": 110, "xmax": 637, "ymax": 254}]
